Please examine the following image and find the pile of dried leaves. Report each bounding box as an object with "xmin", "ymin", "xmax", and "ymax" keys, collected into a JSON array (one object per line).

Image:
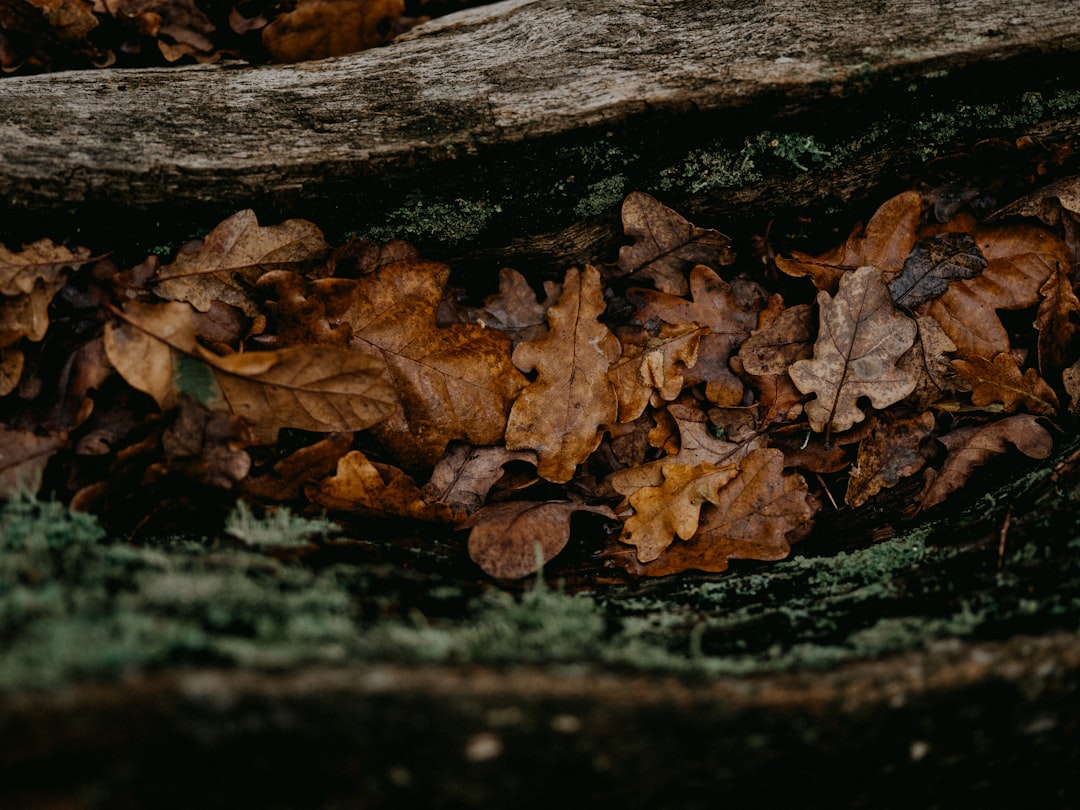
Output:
[
  {"xmin": 0, "ymin": 0, "xmax": 477, "ymax": 73},
  {"xmin": 2, "ymin": 180, "xmax": 1078, "ymax": 578}
]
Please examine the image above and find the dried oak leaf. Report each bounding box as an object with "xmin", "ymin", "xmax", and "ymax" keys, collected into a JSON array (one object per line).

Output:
[
  {"xmin": 336, "ymin": 259, "xmax": 527, "ymax": 467},
  {"xmin": 918, "ymin": 414, "xmax": 1053, "ymax": 511},
  {"xmin": 1035, "ymin": 264, "xmax": 1080, "ymax": 377},
  {"xmin": 789, "ymin": 266, "xmax": 918, "ymax": 435},
  {"xmin": 608, "ymin": 402, "xmax": 760, "ymax": 495},
  {"xmin": 777, "ymin": 190, "xmax": 922, "ymax": 292},
  {"xmin": 617, "ymin": 192, "xmax": 735, "ymax": 295},
  {"xmin": 619, "ymin": 460, "xmax": 741, "ymax": 563},
  {"xmin": 438, "ymin": 267, "xmax": 560, "ymax": 344},
  {"xmin": 0, "ymin": 425, "xmax": 66, "ymax": 495},
  {"xmin": 734, "ymin": 300, "xmax": 814, "ymax": 425},
  {"xmin": 463, "ymin": 500, "xmax": 617, "ymax": 579},
  {"xmin": 307, "ymin": 449, "xmax": 450, "ymax": 522},
  {"xmin": 952, "ymin": 353, "xmax": 1059, "ymax": 415},
  {"xmin": 631, "ymin": 266, "xmax": 763, "ymax": 406},
  {"xmin": 887, "ymin": 232, "xmax": 987, "ymax": 307},
  {"xmin": 621, "ymin": 448, "xmax": 816, "ymax": 577},
  {"xmin": 609, "ymin": 322, "xmax": 706, "ymax": 422},
  {"xmin": 153, "ymin": 210, "xmax": 330, "ymax": 316},
  {"xmin": 0, "ymin": 238, "xmax": 92, "ymax": 348},
  {"xmin": 422, "ymin": 443, "xmax": 537, "ymax": 519},
  {"xmin": 105, "ymin": 300, "xmax": 396, "ymax": 442},
  {"xmin": 0, "ymin": 346, "xmax": 23, "ymax": 397},
  {"xmin": 241, "ymin": 432, "xmax": 354, "ymax": 502},
  {"xmin": 262, "ymin": 0, "xmax": 403, "ymax": 62},
  {"xmin": 845, "ymin": 411, "xmax": 936, "ymax": 508},
  {"xmin": 505, "ymin": 265, "xmax": 620, "ymax": 483},
  {"xmin": 899, "ymin": 314, "xmax": 964, "ymax": 410},
  {"xmin": 1063, "ymin": 359, "xmax": 1080, "ymax": 413},
  {"xmin": 919, "ymin": 222, "xmax": 1066, "ymax": 360}
]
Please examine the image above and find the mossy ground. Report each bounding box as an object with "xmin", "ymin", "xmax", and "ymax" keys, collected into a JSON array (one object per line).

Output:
[{"xmin": 3, "ymin": 429, "xmax": 1079, "ymax": 692}]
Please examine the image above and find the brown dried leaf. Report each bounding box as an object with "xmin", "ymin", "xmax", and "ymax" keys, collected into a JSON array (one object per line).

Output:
[
  {"xmin": 619, "ymin": 461, "xmax": 741, "ymax": 563},
  {"xmin": 952, "ymin": 353, "xmax": 1059, "ymax": 415},
  {"xmin": 0, "ymin": 425, "xmax": 66, "ymax": 494},
  {"xmin": 608, "ymin": 402, "xmax": 760, "ymax": 495},
  {"xmin": 308, "ymin": 450, "xmax": 451, "ymax": 522},
  {"xmin": 918, "ymin": 414, "xmax": 1053, "ymax": 511},
  {"xmin": 735, "ymin": 301, "xmax": 814, "ymax": 425},
  {"xmin": 463, "ymin": 500, "xmax": 617, "ymax": 580},
  {"xmin": 105, "ymin": 301, "xmax": 397, "ymax": 442},
  {"xmin": 887, "ymin": 232, "xmax": 987, "ymax": 307},
  {"xmin": 845, "ymin": 412, "xmax": 936, "ymax": 508},
  {"xmin": 262, "ymin": 0, "xmax": 403, "ymax": 62},
  {"xmin": 338, "ymin": 260, "xmax": 527, "ymax": 467},
  {"xmin": 789, "ymin": 267, "xmax": 918, "ymax": 435},
  {"xmin": 241, "ymin": 433, "xmax": 354, "ymax": 502},
  {"xmin": 0, "ymin": 239, "xmax": 92, "ymax": 348},
  {"xmin": 777, "ymin": 191, "xmax": 922, "ymax": 292},
  {"xmin": 422, "ymin": 443, "xmax": 537, "ymax": 519},
  {"xmin": 617, "ymin": 192, "xmax": 735, "ymax": 295},
  {"xmin": 1035, "ymin": 264, "xmax": 1080, "ymax": 377},
  {"xmin": 899, "ymin": 315, "xmax": 964, "ymax": 410},
  {"xmin": 505, "ymin": 266, "xmax": 620, "ymax": 483},
  {"xmin": 632, "ymin": 266, "xmax": 763, "ymax": 405},
  {"xmin": 609, "ymin": 323, "xmax": 705, "ymax": 422},
  {"xmin": 0, "ymin": 346, "xmax": 25, "ymax": 396},
  {"xmin": 153, "ymin": 210, "xmax": 330, "ymax": 316},
  {"xmin": 921, "ymin": 253, "xmax": 1057, "ymax": 360},
  {"xmin": 201, "ymin": 343, "xmax": 397, "ymax": 443},
  {"xmin": 1064, "ymin": 359, "xmax": 1080, "ymax": 413},
  {"xmin": 623, "ymin": 448, "xmax": 816, "ymax": 577}
]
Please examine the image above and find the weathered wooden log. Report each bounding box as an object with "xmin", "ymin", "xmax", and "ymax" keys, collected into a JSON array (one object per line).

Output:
[{"xmin": 1, "ymin": 0, "xmax": 1078, "ymax": 271}]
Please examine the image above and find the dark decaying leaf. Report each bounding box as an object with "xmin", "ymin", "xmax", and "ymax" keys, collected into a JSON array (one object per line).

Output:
[
  {"xmin": 845, "ymin": 412, "xmax": 936, "ymax": 508},
  {"xmin": 887, "ymin": 232, "xmax": 987, "ymax": 307},
  {"xmin": 617, "ymin": 192, "xmax": 735, "ymax": 295},
  {"xmin": 918, "ymin": 414, "xmax": 1053, "ymax": 511},
  {"xmin": 463, "ymin": 500, "xmax": 617, "ymax": 579}
]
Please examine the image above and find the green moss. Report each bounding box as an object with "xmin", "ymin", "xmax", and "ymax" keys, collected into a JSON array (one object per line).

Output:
[
  {"xmin": 574, "ymin": 174, "xmax": 628, "ymax": 218},
  {"xmin": 362, "ymin": 197, "xmax": 502, "ymax": 245}
]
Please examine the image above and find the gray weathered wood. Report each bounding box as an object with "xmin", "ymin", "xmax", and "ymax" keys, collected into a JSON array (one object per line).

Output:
[{"xmin": 0, "ymin": 0, "xmax": 1078, "ymax": 267}]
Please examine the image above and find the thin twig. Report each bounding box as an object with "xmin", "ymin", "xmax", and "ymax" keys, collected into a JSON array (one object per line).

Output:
[
  {"xmin": 815, "ymin": 473, "xmax": 840, "ymax": 511},
  {"xmin": 997, "ymin": 506, "xmax": 1012, "ymax": 570}
]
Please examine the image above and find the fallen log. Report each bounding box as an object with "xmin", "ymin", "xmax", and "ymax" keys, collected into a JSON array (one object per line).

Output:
[{"xmin": 0, "ymin": 0, "xmax": 1078, "ymax": 271}]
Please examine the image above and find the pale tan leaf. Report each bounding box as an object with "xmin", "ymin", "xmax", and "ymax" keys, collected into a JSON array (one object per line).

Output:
[
  {"xmin": 619, "ymin": 461, "xmax": 740, "ymax": 563},
  {"xmin": 789, "ymin": 267, "xmax": 918, "ymax": 435}
]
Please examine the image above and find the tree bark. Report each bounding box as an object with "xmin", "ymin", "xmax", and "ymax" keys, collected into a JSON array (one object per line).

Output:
[{"xmin": 0, "ymin": 0, "xmax": 1078, "ymax": 270}]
